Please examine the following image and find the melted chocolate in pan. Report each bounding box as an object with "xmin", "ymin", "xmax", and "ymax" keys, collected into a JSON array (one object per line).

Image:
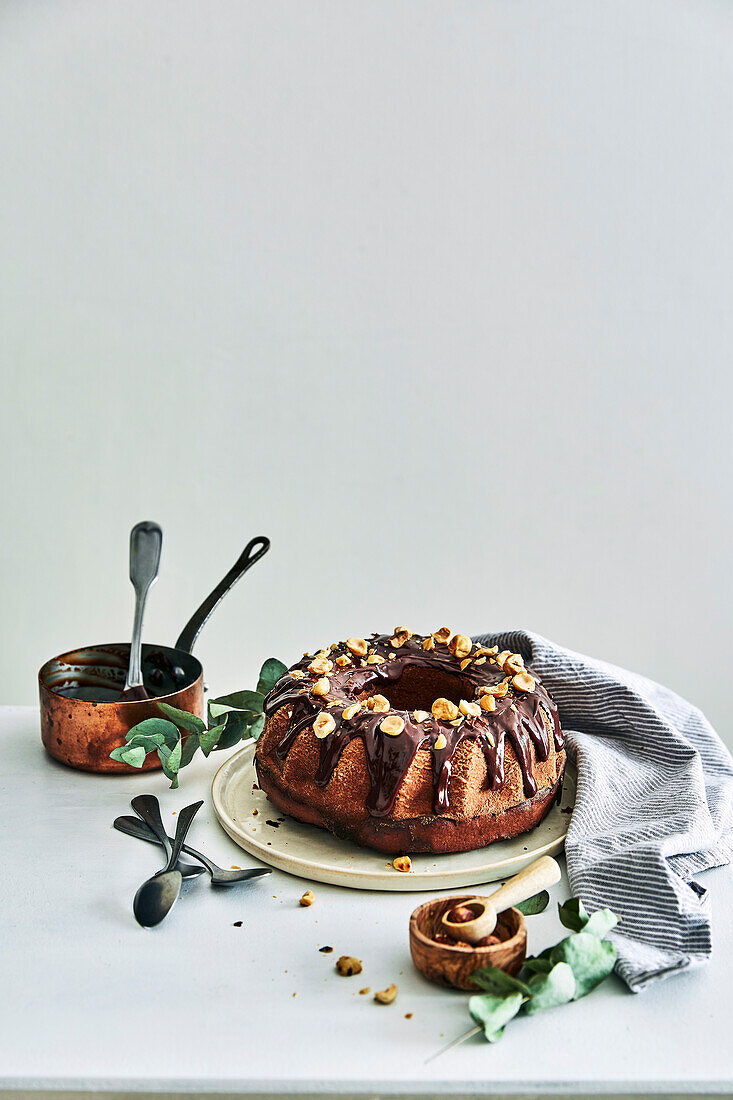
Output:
[{"xmin": 44, "ymin": 644, "xmax": 199, "ymax": 702}]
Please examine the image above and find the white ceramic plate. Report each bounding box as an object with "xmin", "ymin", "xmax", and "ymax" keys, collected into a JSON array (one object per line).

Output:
[{"xmin": 212, "ymin": 742, "xmax": 574, "ymax": 892}]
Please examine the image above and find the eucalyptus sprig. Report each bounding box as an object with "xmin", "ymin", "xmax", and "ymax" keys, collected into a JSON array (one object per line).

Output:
[
  {"xmin": 109, "ymin": 657, "xmax": 287, "ymax": 787},
  {"xmin": 466, "ymin": 897, "xmax": 618, "ymax": 1042}
]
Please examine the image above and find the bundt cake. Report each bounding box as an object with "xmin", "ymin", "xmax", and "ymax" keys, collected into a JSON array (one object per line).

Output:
[{"xmin": 255, "ymin": 628, "xmax": 565, "ymax": 855}]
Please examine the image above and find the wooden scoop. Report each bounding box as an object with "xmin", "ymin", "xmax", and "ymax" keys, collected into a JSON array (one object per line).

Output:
[{"xmin": 440, "ymin": 856, "xmax": 561, "ymax": 945}]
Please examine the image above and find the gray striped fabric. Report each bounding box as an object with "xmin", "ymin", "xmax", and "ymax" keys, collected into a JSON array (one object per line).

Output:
[{"xmin": 474, "ymin": 629, "xmax": 733, "ymax": 992}]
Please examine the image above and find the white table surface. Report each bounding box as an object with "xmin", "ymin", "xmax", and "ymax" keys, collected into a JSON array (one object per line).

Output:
[{"xmin": 1, "ymin": 706, "xmax": 731, "ymax": 1098}]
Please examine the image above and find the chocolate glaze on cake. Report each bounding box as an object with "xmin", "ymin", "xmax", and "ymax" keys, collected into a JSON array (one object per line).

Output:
[{"xmin": 257, "ymin": 628, "xmax": 565, "ymax": 853}]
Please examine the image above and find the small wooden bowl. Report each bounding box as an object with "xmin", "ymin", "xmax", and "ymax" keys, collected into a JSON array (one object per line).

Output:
[{"xmin": 409, "ymin": 895, "xmax": 527, "ymax": 991}]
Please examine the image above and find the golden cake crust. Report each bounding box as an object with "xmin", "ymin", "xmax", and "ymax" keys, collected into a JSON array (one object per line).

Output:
[{"xmin": 256, "ymin": 705, "xmax": 565, "ymax": 853}]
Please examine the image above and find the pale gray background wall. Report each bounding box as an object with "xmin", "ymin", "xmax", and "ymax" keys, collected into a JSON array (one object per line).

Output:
[{"xmin": 2, "ymin": 1, "xmax": 732, "ymax": 743}]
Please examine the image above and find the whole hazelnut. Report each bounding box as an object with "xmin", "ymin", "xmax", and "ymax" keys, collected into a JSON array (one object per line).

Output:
[{"xmin": 447, "ymin": 905, "xmax": 476, "ymax": 924}]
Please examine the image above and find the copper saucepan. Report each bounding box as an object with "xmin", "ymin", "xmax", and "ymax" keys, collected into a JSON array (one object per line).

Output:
[{"xmin": 38, "ymin": 536, "xmax": 270, "ymax": 774}]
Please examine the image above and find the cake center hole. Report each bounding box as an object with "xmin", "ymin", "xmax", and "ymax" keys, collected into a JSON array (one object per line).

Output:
[{"xmin": 370, "ymin": 666, "xmax": 471, "ymax": 711}]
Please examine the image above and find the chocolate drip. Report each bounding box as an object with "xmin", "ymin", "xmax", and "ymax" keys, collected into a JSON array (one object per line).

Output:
[{"xmin": 263, "ymin": 632, "xmax": 562, "ymax": 817}]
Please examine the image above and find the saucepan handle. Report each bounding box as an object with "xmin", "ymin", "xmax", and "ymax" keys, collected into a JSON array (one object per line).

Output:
[{"xmin": 175, "ymin": 536, "xmax": 270, "ymax": 654}]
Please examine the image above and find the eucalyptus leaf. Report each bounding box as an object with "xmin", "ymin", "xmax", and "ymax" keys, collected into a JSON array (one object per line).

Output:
[
  {"xmin": 120, "ymin": 745, "xmax": 148, "ymax": 768},
  {"xmin": 550, "ymin": 932, "xmax": 617, "ymax": 999},
  {"xmin": 558, "ymin": 897, "xmax": 590, "ymax": 932},
  {"xmin": 110, "ymin": 745, "xmax": 146, "ymax": 767},
  {"xmin": 522, "ymin": 962, "xmax": 576, "ymax": 1014},
  {"xmin": 468, "ymin": 992, "xmax": 524, "ymax": 1043},
  {"xmin": 156, "ymin": 702, "xmax": 206, "ymax": 734},
  {"xmin": 121, "ymin": 734, "xmax": 166, "ymax": 755},
  {"xmin": 158, "ymin": 738, "xmax": 183, "ymax": 788},
  {"xmin": 179, "ymin": 733, "xmax": 200, "ymax": 768},
  {"xmin": 256, "ymin": 657, "xmax": 288, "ymax": 696},
  {"xmin": 208, "ymin": 691, "xmax": 264, "ymax": 717},
  {"xmin": 584, "ymin": 908, "xmax": 619, "ymax": 939},
  {"xmin": 248, "ymin": 713, "xmax": 265, "ymax": 741},
  {"xmin": 214, "ymin": 711, "xmax": 256, "ymax": 751},
  {"xmin": 198, "ymin": 723, "xmax": 221, "ymax": 757},
  {"xmin": 471, "ymin": 967, "xmax": 531, "ymax": 997},
  {"xmin": 125, "ymin": 717, "xmax": 180, "ymax": 747},
  {"xmin": 516, "ymin": 890, "xmax": 550, "ymax": 916},
  {"xmin": 522, "ymin": 956, "xmax": 554, "ymax": 976}
]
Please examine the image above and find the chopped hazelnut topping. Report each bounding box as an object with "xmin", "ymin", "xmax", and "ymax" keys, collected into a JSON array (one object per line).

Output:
[
  {"xmin": 432, "ymin": 697, "xmax": 459, "ymax": 722},
  {"xmin": 495, "ymin": 650, "xmax": 513, "ymax": 670},
  {"xmin": 476, "ymin": 645, "xmax": 499, "ymax": 656},
  {"xmin": 380, "ymin": 714, "xmax": 405, "ymax": 736},
  {"xmin": 314, "ymin": 712, "xmax": 336, "ymax": 739},
  {"xmin": 459, "ymin": 699, "xmax": 481, "ymax": 718},
  {"xmin": 342, "ymin": 702, "xmax": 362, "ymax": 720},
  {"xmin": 474, "ymin": 657, "xmax": 486, "ymax": 665},
  {"xmin": 512, "ymin": 672, "xmax": 536, "ymax": 693},
  {"xmin": 313, "ymin": 712, "xmax": 336, "ymax": 738},
  {"xmin": 459, "ymin": 658, "xmax": 472, "ymax": 670},
  {"xmin": 367, "ymin": 694, "xmax": 390, "ymax": 713},
  {"xmin": 413, "ymin": 710, "xmax": 431, "ymax": 723},
  {"xmin": 336, "ymin": 955, "xmax": 362, "ymax": 976},
  {"xmin": 299, "ymin": 890, "xmax": 315, "ymax": 907},
  {"xmin": 421, "ymin": 635, "xmax": 436, "ymax": 651},
  {"xmin": 308, "ymin": 656, "xmax": 333, "ymax": 676},
  {"xmin": 366, "ymin": 653, "xmax": 385, "ymax": 665},
  {"xmin": 359, "ymin": 987, "xmax": 371, "ymax": 995},
  {"xmin": 505, "ymin": 654, "xmax": 525, "ymax": 674},
  {"xmin": 393, "ymin": 855, "xmax": 411, "ymax": 873},
  {"xmin": 312, "ymin": 677, "xmax": 330, "ymax": 696},
  {"xmin": 479, "ymin": 680, "xmax": 509, "ymax": 698},
  {"xmin": 433, "ymin": 626, "xmax": 451, "ymax": 643},
  {"xmin": 390, "ymin": 626, "xmax": 412, "ymax": 647},
  {"xmin": 289, "ymin": 670, "xmax": 305, "ymax": 679},
  {"xmin": 346, "ymin": 637, "xmax": 368, "ymax": 657},
  {"xmin": 374, "ymin": 984, "xmax": 398, "ymax": 1004},
  {"xmin": 448, "ymin": 633, "xmax": 472, "ymax": 659},
  {"xmin": 434, "ymin": 732, "xmax": 447, "ymax": 750},
  {"xmin": 480, "ymin": 694, "xmax": 496, "ymax": 712}
]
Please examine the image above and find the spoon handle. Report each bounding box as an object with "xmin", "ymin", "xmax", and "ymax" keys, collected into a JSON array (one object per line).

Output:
[
  {"xmin": 165, "ymin": 801, "xmax": 203, "ymax": 873},
  {"xmin": 485, "ymin": 855, "xmax": 561, "ymax": 913},
  {"xmin": 131, "ymin": 794, "xmax": 172, "ymax": 859},
  {"xmin": 441, "ymin": 856, "xmax": 562, "ymax": 944},
  {"xmin": 115, "ymin": 815, "xmax": 217, "ymax": 875},
  {"xmin": 125, "ymin": 522, "xmax": 162, "ymax": 691}
]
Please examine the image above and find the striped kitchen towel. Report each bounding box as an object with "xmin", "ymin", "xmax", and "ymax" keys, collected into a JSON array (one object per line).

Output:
[{"xmin": 474, "ymin": 629, "xmax": 733, "ymax": 992}]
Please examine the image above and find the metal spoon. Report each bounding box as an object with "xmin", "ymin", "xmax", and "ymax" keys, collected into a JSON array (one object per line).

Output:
[
  {"xmin": 133, "ymin": 800, "xmax": 202, "ymax": 926},
  {"xmin": 129, "ymin": 793, "xmax": 207, "ymax": 880},
  {"xmin": 113, "ymin": 816, "xmax": 204, "ymax": 880},
  {"xmin": 116, "ymin": 814, "xmax": 271, "ymax": 886},
  {"xmin": 120, "ymin": 521, "xmax": 162, "ymax": 702}
]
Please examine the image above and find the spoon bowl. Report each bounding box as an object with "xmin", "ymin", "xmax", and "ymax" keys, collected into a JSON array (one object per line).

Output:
[{"xmin": 134, "ymin": 869, "xmax": 183, "ymax": 927}]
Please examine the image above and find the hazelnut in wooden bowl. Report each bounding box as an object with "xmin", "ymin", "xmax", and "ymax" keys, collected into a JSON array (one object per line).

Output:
[{"xmin": 409, "ymin": 895, "xmax": 526, "ymax": 991}]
